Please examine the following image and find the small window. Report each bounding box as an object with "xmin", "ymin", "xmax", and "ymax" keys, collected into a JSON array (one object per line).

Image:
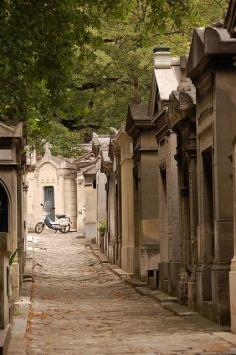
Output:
[{"xmin": 0, "ymin": 183, "xmax": 9, "ymax": 232}]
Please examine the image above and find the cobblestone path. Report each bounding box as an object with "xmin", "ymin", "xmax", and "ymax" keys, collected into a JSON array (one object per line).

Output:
[{"xmin": 23, "ymin": 232, "xmax": 236, "ymax": 355}]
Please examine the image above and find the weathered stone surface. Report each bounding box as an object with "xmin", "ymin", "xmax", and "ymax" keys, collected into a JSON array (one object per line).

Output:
[{"xmin": 15, "ymin": 232, "xmax": 236, "ymax": 355}]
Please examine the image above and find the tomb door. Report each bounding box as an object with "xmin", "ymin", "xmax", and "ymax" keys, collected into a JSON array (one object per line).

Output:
[
  {"xmin": 44, "ymin": 186, "xmax": 55, "ymax": 221},
  {"xmin": 0, "ymin": 183, "xmax": 9, "ymax": 233}
]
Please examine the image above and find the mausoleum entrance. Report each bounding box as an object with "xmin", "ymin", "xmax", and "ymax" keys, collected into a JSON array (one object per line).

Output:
[{"xmin": 0, "ymin": 182, "xmax": 8, "ymax": 233}]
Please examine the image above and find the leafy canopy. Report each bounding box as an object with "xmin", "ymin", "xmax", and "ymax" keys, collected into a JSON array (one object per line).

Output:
[
  {"xmin": 60, "ymin": 0, "xmax": 228, "ymax": 136},
  {"xmin": 0, "ymin": 0, "xmax": 229, "ymax": 155}
]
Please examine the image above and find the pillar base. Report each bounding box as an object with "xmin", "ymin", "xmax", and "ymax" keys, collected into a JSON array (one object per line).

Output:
[
  {"xmin": 197, "ymin": 263, "xmax": 230, "ymax": 325},
  {"xmin": 159, "ymin": 262, "xmax": 180, "ymax": 296},
  {"xmin": 188, "ymin": 281, "xmax": 197, "ymax": 311},
  {"xmin": 140, "ymin": 245, "xmax": 160, "ymax": 281},
  {"xmin": 121, "ymin": 246, "xmax": 137, "ymax": 274},
  {"xmin": 230, "ymin": 259, "xmax": 236, "ymax": 332}
]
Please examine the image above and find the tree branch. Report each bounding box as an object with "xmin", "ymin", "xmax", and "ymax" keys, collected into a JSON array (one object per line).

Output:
[{"xmin": 70, "ymin": 77, "xmax": 131, "ymax": 91}]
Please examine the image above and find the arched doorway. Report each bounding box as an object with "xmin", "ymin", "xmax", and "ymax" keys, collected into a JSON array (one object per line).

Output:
[{"xmin": 0, "ymin": 182, "xmax": 9, "ymax": 233}]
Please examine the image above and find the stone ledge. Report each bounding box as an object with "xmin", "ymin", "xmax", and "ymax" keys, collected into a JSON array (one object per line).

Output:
[
  {"xmin": 135, "ymin": 286, "xmax": 152, "ymax": 296},
  {"xmin": 90, "ymin": 246, "xmax": 109, "ymax": 263},
  {"xmin": 163, "ymin": 302, "xmax": 198, "ymax": 316},
  {"xmin": 150, "ymin": 290, "xmax": 178, "ymax": 304},
  {"xmin": 90, "ymin": 244, "xmax": 100, "ymax": 251},
  {"xmin": 212, "ymin": 331, "xmax": 236, "ymax": 344},
  {"xmin": 110, "ymin": 267, "xmax": 132, "ymax": 280},
  {"xmin": 124, "ymin": 278, "xmax": 146, "ymax": 288},
  {"xmin": 0, "ymin": 324, "xmax": 11, "ymax": 355}
]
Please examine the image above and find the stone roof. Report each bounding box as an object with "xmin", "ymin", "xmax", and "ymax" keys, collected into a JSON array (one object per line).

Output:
[
  {"xmin": 187, "ymin": 23, "xmax": 236, "ymax": 79},
  {"xmin": 0, "ymin": 122, "xmax": 23, "ymax": 138},
  {"xmin": 154, "ymin": 65, "xmax": 181, "ymax": 102},
  {"xmin": 129, "ymin": 102, "xmax": 149, "ymax": 121},
  {"xmin": 73, "ymin": 151, "xmax": 97, "ymax": 170},
  {"xmin": 126, "ymin": 102, "xmax": 154, "ymax": 137},
  {"xmin": 36, "ymin": 152, "xmax": 77, "ymax": 171}
]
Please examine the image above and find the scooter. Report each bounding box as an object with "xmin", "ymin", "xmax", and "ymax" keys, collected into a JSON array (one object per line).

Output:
[{"xmin": 35, "ymin": 204, "xmax": 71, "ymax": 234}]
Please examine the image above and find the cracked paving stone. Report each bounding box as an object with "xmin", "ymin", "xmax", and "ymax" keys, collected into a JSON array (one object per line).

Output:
[{"xmin": 10, "ymin": 232, "xmax": 236, "ymax": 355}]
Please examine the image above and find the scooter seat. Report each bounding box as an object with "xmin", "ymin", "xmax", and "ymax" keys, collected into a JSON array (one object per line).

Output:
[{"xmin": 56, "ymin": 214, "xmax": 66, "ymax": 219}]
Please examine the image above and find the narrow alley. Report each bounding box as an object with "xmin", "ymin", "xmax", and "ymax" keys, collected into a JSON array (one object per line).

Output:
[{"xmin": 9, "ymin": 232, "xmax": 236, "ymax": 355}]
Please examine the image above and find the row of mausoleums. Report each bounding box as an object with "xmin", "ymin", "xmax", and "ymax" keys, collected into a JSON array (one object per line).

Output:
[{"xmin": 95, "ymin": 0, "xmax": 236, "ymax": 330}]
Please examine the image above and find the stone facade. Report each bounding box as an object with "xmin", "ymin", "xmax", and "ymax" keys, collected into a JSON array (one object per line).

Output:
[
  {"xmin": 101, "ymin": 129, "xmax": 122, "ymax": 266},
  {"xmin": 126, "ymin": 102, "xmax": 160, "ymax": 281},
  {"xmin": 187, "ymin": 16, "xmax": 236, "ymax": 325},
  {"xmin": 116, "ymin": 124, "xmax": 136, "ymax": 274},
  {"xmin": 168, "ymin": 56, "xmax": 197, "ymax": 308},
  {"xmin": 0, "ymin": 121, "xmax": 25, "ymax": 345},
  {"xmin": 74, "ymin": 151, "xmax": 98, "ymax": 242},
  {"xmin": 27, "ymin": 144, "xmax": 77, "ymax": 231},
  {"xmin": 92, "ymin": 134, "xmax": 109, "ymax": 251},
  {"xmin": 150, "ymin": 48, "xmax": 181, "ymax": 296},
  {"xmin": 223, "ymin": 0, "xmax": 236, "ymax": 332}
]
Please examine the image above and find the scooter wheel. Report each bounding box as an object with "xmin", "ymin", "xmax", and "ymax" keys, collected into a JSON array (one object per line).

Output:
[
  {"xmin": 59, "ymin": 224, "xmax": 70, "ymax": 234},
  {"xmin": 35, "ymin": 222, "xmax": 44, "ymax": 234}
]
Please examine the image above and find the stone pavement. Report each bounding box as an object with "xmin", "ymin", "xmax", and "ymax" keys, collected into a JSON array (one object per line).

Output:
[{"xmin": 8, "ymin": 232, "xmax": 236, "ymax": 354}]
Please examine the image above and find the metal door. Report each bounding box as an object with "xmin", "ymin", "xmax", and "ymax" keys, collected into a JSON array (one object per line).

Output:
[
  {"xmin": 44, "ymin": 186, "xmax": 55, "ymax": 221},
  {"xmin": 0, "ymin": 183, "xmax": 8, "ymax": 232}
]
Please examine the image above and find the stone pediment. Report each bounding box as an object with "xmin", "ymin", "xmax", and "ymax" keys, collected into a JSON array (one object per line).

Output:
[
  {"xmin": 168, "ymin": 89, "xmax": 196, "ymax": 129},
  {"xmin": 80, "ymin": 164, "xmax": 97, "ymax": 175},
  {"xmin": 74, "ymin": 152, "xmax": 97, "ymax": 170},
  {"xmin": 179, "ymin": 91, "xmax": 195, "ymax": 111},
  {"xmin": 74, "ymin": 152, "xmax": 96, "ymax": 163},
  {"xmin": 0, "ymin": 122, "xmax": 23, "ymax": 138},
  {"xmin": 126, "ymin": 102, "xmax": 153, "ymax": 137},
  {"xmin": 187, "ymin": 25, "xmax": 236, "ymax": 80},
  {"xmin": 187, "ymin": 28, "xmax": 206, "ymax": 79},
  {"xmin": 225, "ymin": 0, "xmax": 236, "ymax": 38},
  {"xmin": 36, "ymin": 155, "xmax": 76, "ymax": 171}
]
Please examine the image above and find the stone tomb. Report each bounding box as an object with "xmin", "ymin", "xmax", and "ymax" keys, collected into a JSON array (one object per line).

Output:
[
  {"xmin": 168, "ymin": 56, "xmax": 197, "ymax": 308},
  {"xmin": 0, "ymin": 122, "xmax": 25, "ymax": 349},
  {"xmin": 74, "ymin": 151, "xmax": 98, "ymax": 242},
  {"xmin": 126, "ymin": 102, "xmax": 160, "ymax": 281},
  {"xmin": 187, "ymin": 14, "xmax": 236, "ymax": 324},
  {"xmin": 27, "ymin": 143, "xmax": 77, "ymax": 231},
  {"xmin": 150, "ymin": 48, "xmax": 181, "ymax": 296}
]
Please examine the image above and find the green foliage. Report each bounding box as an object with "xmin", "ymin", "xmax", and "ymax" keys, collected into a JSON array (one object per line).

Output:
[
  {"xmin": 0, "ymin": 0, "xmax": 229, "ymax": 152},
  {"xmin": 98, "ymin": 218, "xmax": 107, "ymax": 236},
  {"xmin": 0, "ymin": 0, "xmax": 125, "ymax": 125},
  {"xmin": 62, "ymin": 0, "xmax": 228, "ymax": 135},
  {"xmin": 28, "ymin": 121, "xmax": 83, "ymax": 157},
  {"xmin": 9, "ymin": 248, "xmax": 19, "ymax": 266}
]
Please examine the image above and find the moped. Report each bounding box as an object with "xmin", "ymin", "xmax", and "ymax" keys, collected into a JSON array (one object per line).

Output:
[{"xmin": 35, "ymin": 204, "xmax": 71, "ymax": 234}]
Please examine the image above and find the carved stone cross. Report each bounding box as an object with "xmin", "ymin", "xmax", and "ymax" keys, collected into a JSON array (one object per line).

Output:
[{"xmin": 44, "ymin": 142, "xmax": 52, "ymax": 157}]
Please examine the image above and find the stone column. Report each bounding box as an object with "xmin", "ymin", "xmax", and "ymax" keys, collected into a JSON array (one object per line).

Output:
[
  {"xmin": 117, "ymin": 132, "xmax": 136, "ymax": 274},
  {"xmin": 167, "ymin": 131, "xmax": 181, "ymax": 295},
  {"xmin": 188, "ymin": 152, "xmax": 198, "ymax": 310},
  {"xmin": 230, "ymin": 142, "xmax": 236, "ymax": 332},
  {"xmin": 139, "ymin": 147, "xmax": 159, "ymax": 280}
]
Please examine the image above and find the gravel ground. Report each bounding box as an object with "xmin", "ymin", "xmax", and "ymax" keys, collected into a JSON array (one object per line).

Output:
[{"xmin": 11, "ymin": 232, "xmax": 236, "ymax": 354}]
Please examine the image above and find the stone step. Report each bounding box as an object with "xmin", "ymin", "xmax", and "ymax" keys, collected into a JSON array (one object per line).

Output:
[
  {"xmin": 89, "ymin": 244, "xmax": 100, "ymax": 251},
  {"xmin": 135, "ymin": 286, "xmax": 152, "ymax": 296},
  {"xmin": 163, "ymin": 302, "xmax": 198, "ymax": 316},
  {"xmin": 124, "ymin": 278, "xmax": 146, "ymax": 288},
  {"xmin": 110, "ymin": 267, "xmax": 132, "ymax": 280},
  {"xmin": 150, "ymin": 290, "xmax": 178, "ymax": 304}
]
